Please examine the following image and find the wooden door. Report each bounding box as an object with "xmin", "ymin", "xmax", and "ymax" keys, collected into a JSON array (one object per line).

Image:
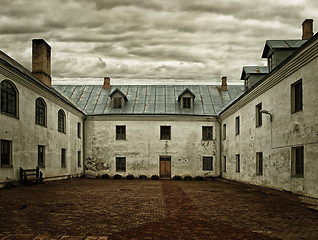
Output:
[{"xmin": 160, "ymin": 156, "xmax": 171, "ymax": 178}]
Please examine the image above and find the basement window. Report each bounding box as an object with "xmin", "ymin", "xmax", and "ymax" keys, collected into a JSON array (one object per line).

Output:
[
  {"xmin": 203, "ymin": 156, "xmax": 213, "ymax": 171},
  {"xmin": 223, "ymin": 156, "xmax": 226, "ymax": 172},
  {"xmin": 38, "ymin": 145, "xmax": 45, "ymax": 167},
  {"xmin": 256, "ymin": 152, "xmax": 263, "ymax": 176},
  {"xmin": 160, "ymin": 126, "xmax": 171, "ymax": 140},
  {"xmin": 291, "ymin": 79, "xmax": 302, "ymax": 113},
  {"xmin": 291, "ymin": 146, "xmax": 304, "ymax": 177},
  {"xmin": 202, "ymin": 126, "xmax": 213, "ymax": 140},
  {"xmin": 116, "ymin": 157, "xmax": 126, "ymax": 172},
  {"xmin": 116, "ymin": 125, "xmax": 126, "ymax": 140},
  {"xmin": 78, "ymin": 151, "xmax": 81, "ymax": 167},
  {"xmin": 236, "ymin": 154, "xmax": 240, "ymax": 173},
  {"xmin": 1, "ymin": 139, "xmax": 12, "ymax": 167}
]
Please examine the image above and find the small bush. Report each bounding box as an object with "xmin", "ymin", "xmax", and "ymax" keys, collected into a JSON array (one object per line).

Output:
[
  {"xmin": 101, "ymin": 174, "xmax": 110, "ymax": 179},
  {"xmin": 139, "ymin": 175, "xmax": 147, "ymax": 180},
  {"xmin": 194, "ymin": 176, "xmax": 204, "ymax": 181},
  {"xmin": 173, "ymin": 175, "xmax": 182, "ymax": 180},
  {"xmin": 184, "ymin": 175, "xmax": 193, "ymax": 181},
  {"xmin": 113, "ymin": 174, "xmax": 122, "ymax": 179},
  {"xmin": 126, "ymin": 174, "xmax": 135, "ymax": 180},
  {"xmin": 151, "ymin": 175, "xmax": 160, "ymax": 180}
]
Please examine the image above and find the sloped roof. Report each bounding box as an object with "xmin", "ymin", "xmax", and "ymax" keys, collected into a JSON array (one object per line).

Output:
[
  {"xmin": 109, "ymin": 88, "xmax": 128, "ymax": 100},
  {"xmin": 240, "ymin": 66, "xmax": 268, "ymax": 80},
  {"xmin": 53, "ymin": 84, "xmax": 244, "ymax": 116},
  {"xmin": 262, "ymin": 39, "xmax": 307, "ymax": 58}
]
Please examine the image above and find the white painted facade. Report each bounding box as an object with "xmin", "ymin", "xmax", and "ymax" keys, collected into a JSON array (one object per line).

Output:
[
  {"xmin": 0, "ymin": 68, "xmax": 85, "ymax": 184},
  {"xmin": 85, "ymin": 115, "xmax": 219, "ymax": 178},
  {"xmin": 220, "ymin": 37, "xmax": 318, "ymax": 198}
]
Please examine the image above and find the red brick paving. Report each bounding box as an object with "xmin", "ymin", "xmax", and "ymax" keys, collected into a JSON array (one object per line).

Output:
[{"xmin": 0, "ymin": 178, "xmax": 317, "ymax": 239}]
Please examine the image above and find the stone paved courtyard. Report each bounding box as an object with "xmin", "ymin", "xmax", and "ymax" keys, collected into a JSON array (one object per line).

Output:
[{"xmin": 0, "ymin": 178, "xmax": 318, "ymax": 240}]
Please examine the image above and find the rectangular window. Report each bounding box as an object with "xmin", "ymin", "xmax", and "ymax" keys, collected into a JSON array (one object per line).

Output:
[
  {"xmin": 116, "ymin": 157, "xmax": 126, "ymax": 172},
  {"xmin": 235, "ymin": 116, "xmax": 240, "ymax": 135},
  {"xmin": 223, "ymin": 156, "xmax": 226, "ymax": 172},
  {"xmin": 77, "ymin": 122, "xmax": 81, "ymax": 138},
  {"xmin": 256, "ymin": 103, "xmax": 262, "ymax": 127},
  {"xmin": 38, "ymin": 145, "xmax": 45, "ymax": 167},
  {"xmin": 203, "ymin": 156, "xmax": 213, "ymax": 170},
  {"xmin": 1, "ymin": 140, "xmax": 12, "ymax": 167},
  {"xmin": 236, "ymin": 154, "xmax": 240, "ymax": 172},
  {"xmin": 291, "ymin": 80, "xmax": 302, "ymax": 113},
  {"xmin": 291, "ymin": 146, "xmax": 304, "ymax": 177},
  {"xmin": 78, "ymin": 151, "xmax": 81, "ymax": 167},
  {"xmin": 113, "ymin": 97, "xmax": 122, "ymax": 109},
  {"xmin": 182, "ymin": 97, "xmax": 191, "ymax": 109},
  {"xmin": 223, "ymin": 124, "xmax": 226, "ymax": 140},
  {"xmin": 256, "ymin": 152, "xmax": 263, "ymax": 176},
  {"xmin": 61, "ymin": 148, "xmax": 66, "ymax": 168},
  {"xmin": 202, "ymin": 126, "xmax": 213, "ymax": 140},
  {"xmin": 116, "ymin": 125, "xmax": 126, "ymax": 140},
  {"xmin": 160, "ymin": 126, "xmax": 171, "ymax": 140}
]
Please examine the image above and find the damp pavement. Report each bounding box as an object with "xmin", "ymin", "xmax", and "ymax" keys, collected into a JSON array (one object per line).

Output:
[{"xmin": 0, "ymin": 178, "xmax": 318, "ymax": 240}]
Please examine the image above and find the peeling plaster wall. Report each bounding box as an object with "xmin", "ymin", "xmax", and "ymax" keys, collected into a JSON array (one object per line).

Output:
[
  {"xmin": 85, "ymin": 116, "xmax": 218, "ymax": 178},
  {"xmin": 0, "ymin": 72, "xmax": 84, "ymax": 183},
  {"xmin": 221, "ymin": 53, "xmax": 318, "ymax": 198}
]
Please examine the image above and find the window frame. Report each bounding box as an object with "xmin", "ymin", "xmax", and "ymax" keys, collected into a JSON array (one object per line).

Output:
[
  {"xmin": 202, "ymin": 156, "xmax": 213, "ymax": 171},
  {"xmin": 38, "ymin": 145, "xmax": 45, "ymax": 167},
  {"xmin": 1, "ymin": 139, "xmax": 12, "ymax": 167},
  {"xmin": 116, "ymin": 157, "xmax": 126, "ymax": 172},
  {"xmin": 116, "ymin": 125, "xmax": 126, "ymax": 140},
  {"xmin": 35, "ymin": 98, "xmax": 46, "ymax": 127},
  {"xmin": 61, "ymin": 148, "xmax": 66, "ymax": 168},
  {"xmin": 235, "ymin": 116, "xmax": 240, "ymax": 135},
  {"xmin": 160, "ymin": 126, "xmax": 171, "ymax": 140},
  {"xmin": 58, "ymin": 109, "xmax": 66, "ymax": 133},
  {"xmin": 291, "ymin": 146, "xmax": 304, "ymax": 177},
  {"xmin": 255, "ymin": 103, "xmax": 262, "ymax": 127},
  {"xmin": 182, "ymin": 97, "xmax": 191, "ymax": 109},
  {"xmin": 113, "ymin": 97, "xmax": 123, "ymax": 109},
  {"xmin": 256, "ymin": 152, "xmax": 263, "ymax": 176},
  {"xmin": 202, "ymin": 126, "xmax": 213, "ymax": 140},
  {"xmin": 1, "ymin": 80, "xmax": 18, "ymax": 118},
  {"xmin": 291, "ymin": 79, "xmax": 303, "ymax": 114},
  {"xmin": 236, "ymin": 154, "xmax": 240, "ymax": 173}
]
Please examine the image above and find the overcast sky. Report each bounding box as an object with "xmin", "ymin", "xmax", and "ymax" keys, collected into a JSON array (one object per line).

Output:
[{"xmin": 1, "ymin": 0, "xmax": 317, "ymax": 85}]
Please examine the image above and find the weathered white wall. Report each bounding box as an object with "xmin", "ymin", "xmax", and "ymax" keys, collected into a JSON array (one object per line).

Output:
[
  {"xmin": 85, "ymin": 115, "xmax": 219, "ymax": 178},
  {"xmin": 0, "ymin": 72, "xmax": 84, "ymax": 183},
  {"xmin": 221, "ymin": 46, "xmax": 318, "ymax": 198}
]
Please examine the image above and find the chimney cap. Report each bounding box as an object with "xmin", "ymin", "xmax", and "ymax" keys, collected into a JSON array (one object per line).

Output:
[
  {"xmin": 32, "ymin": 39, "xmax": 51, "ymax": 49},
  {"xmin": 302, "ymin": 19, "xmax": 314, "ymax": 25}
]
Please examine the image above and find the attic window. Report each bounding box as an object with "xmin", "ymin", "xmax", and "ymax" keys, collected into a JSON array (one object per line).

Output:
[
  {"xmin": 113, "ymin": 97, "xmax": 122, "ymax": 109},
  {"xmin": 182, "ymin": 97, "xmax": 191, "ymax": 109}
]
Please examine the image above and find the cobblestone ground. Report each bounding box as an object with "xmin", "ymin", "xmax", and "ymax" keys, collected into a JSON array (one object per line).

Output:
[{"xmin": 0, "ymin": 178, "xmax": 317, "ymax": 239}]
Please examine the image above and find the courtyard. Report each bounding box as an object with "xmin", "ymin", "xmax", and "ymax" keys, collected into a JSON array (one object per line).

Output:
[{"xmin": 0, "ymin": 178, "xmax": 318, "ymax": 240}]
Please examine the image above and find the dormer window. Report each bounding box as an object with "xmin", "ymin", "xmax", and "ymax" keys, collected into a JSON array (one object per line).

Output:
[
  {"xmin": 178, "ymin": 88, "xmax": 196, "ymax": 110},
  {"xmin": 109, "ymin": 88, "xmax": 128, "ymax": 109}
]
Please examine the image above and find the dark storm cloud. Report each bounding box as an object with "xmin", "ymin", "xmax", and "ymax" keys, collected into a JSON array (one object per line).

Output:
[{"xmin": 0, "ymin": 0, "xmax": 317, "ymax": 84}]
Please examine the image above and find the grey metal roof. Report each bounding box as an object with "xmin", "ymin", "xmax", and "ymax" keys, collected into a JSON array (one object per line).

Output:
[
  {"xmin": 53, "ymin": 85, "xmax": 244, "ymax": 116},
  {"xmin": 240, "ymin": 66, "xmax": 268, "ymax": 80},
  {"xmin": 262, "ymin": 39, "xmax": 307, "ymax": 58}
]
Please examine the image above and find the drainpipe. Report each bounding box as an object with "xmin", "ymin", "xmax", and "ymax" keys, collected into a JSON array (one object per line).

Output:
[
  {"xmin": 83, "ymin": 116, "xmax": 87, "ymax": 177},
  {"xmin": 216, "ymin": 117, "xmax": 223, "ymax": 178}
]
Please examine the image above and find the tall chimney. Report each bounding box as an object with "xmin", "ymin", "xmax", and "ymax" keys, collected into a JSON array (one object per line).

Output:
[
  {"xmin": 221, "ymin": 76, "xmax": 227, "ymax": 91},
  {"xmin": 103, "ymin": 77, "xmax": 110, "ymax": 89},
  {"xmin": 302, "ymin": 19, "xmax": 313, "ymax": 40},
  {"xmin": 32, "ymin": 39, "xmax": 51, "ymax": 88}
]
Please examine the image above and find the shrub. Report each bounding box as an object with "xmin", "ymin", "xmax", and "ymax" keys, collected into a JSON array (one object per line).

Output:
[
  {"xmin": 194, "ymin": 176, "xmax": 204, "ymax": 181},
  {"xmin": 101, "ymin": 174, "xmax": 110, "ymax": 179},
  {"xmin": 139, "ymin": 175, "xmax": 147, "ymax": 180},
  {"xmin": 126, "ymin": 174, "xmax": 135, "ymax": 180},
  {"xmin": 113, "ymin": 174, "xmax": 122, "ymax": 179},
  {"xmin": 151, "ymin": 175, "xmax": 160, "ymax": 180},
  {"xmin": 184, "ymin": 175, "xmax": 193, "ymax": 181},
  {"xmin": 173, "ymin": 175, "xmax": 182, "ymax": 180}
]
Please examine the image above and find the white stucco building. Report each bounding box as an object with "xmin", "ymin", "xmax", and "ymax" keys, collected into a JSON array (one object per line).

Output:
[{"xmin": 0, "ymin": 20, "xmax": 317, "ymax": 198}]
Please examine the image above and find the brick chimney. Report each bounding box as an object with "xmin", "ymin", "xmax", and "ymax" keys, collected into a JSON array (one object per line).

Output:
[
  {"xmin": 302, "ymin": 19, "xmax": 314, "ymax": 40},
  {"xmin": 32, "ymin": 39, "xmax": 52, "ymax": 88},
  {"xmin": 221, "ymin": 76, "xmax": 227, "ymax": 91},
  {"xmin": 103, "ymin": 77, "xmax": 110, "ymax": 89}
]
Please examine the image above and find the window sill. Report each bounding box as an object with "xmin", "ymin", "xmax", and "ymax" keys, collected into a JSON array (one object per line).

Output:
[
  {"xmin": 36, "ymin": 123, "xmax": 47, "ymax": 128},
  {"xmin": 58, "ymin": 131, "xmax": 66, "ymax": 134},
  {"xmin": 38, "ymin": 165, "xmax": 45, "ymax": 168},
  {"xmin": 1, "ymin": 111, "xmax": 19, "ymax": 119},
  {"xmin": 1, "ymin": 165, "xmax": 13, "ymax": 168},
  {"xmin": 291, "ymin": 175, "xmax": 304, "ymax": 178},
  {"xmin": 291, "ymin": 110, "xmax": 303, "ymax": 115},
  {"xmin": 116, "ymin": 139, "xmax": 127, "ymax": 141}
]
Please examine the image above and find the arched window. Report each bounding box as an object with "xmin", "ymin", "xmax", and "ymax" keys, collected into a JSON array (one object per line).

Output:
[
  {"xmin": 1, "ymin": 80, "xmax": 18, "ymax": 117},
  {"xmin": 58, "ymin": 109, "xmax": 66, "ymax": 133},
  {"xmin": 35, "ymin": 98, "xmax": 46, "ymax": 126}
]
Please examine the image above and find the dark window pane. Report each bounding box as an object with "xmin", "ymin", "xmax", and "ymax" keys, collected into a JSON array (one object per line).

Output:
[
  {"xmin": 160, "ymin": 126, "xmax": 171, "ymax": 140},
  {"xmin": 36, "ymin": 98, "xmax": 46, "ymax": 126},
  {"xmin": 58, "ymin": 110, "xmax": 65, "ymax": 132},
  {"xmin": 203, "ymin": 157, "xmax": 213, "ymax": 170},
  {"xmin": 116, "ymin": 157, "xmax": 126, "ymax": 171},
  {"xmin": 1, "ymin": 140, "xmax": 11, "ymax": 166},
  {"xmin": 202, "ymin": 126, "xmax": 213, "ymax": 140},
  {"xmin": 182, "ymin": 97, "xmax": 191, "ymax": 109},
  {"xmin": 116, "ymin": 126, "xmax": 126, "ymax": 140},
  {"xmin": 1, "ymin": 81, "xmax": 17, "ymax": 116}
]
